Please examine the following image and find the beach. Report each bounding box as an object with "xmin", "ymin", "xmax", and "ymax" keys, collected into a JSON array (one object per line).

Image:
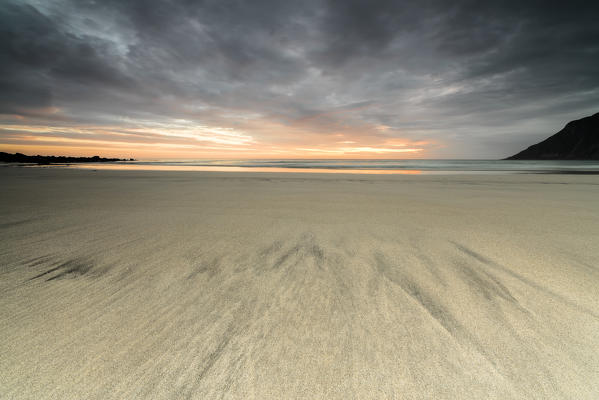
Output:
[{"xmin": 1, "ymin": 167, "xmax": 598, "ymax": 399}]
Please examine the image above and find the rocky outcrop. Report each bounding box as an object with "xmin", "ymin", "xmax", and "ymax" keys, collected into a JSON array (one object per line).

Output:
[{"xmin": 0, "ymin": 152, "xmax": 133, "ymax": 164}]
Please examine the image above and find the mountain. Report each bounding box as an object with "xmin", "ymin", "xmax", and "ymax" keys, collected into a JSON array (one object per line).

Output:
[{"xmin": 506, "ymin": 112, "xmax": 599, "ymax": 160}]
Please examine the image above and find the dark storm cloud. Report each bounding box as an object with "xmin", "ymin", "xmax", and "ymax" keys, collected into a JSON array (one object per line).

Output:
[
  {"xmin": 1, "ymin": 0, "xmax": 598, "ymax": 157},
  {"xmin": 0, "ymin": 2, "xmax": 137, "ymax": 113}
]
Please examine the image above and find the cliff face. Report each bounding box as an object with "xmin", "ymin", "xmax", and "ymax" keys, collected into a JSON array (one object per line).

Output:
[{"xmin": 507, "ymin": 113, "xmax": 599, "ymax": 160}]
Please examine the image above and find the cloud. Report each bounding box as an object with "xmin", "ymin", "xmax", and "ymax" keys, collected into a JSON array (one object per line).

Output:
[{"xmin": 1, "ymin": 0, "xmax": 598, "ymax": 158}]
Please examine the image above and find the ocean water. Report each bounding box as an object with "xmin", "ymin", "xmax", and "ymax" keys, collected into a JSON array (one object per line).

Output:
[{"xmin": 69, "ymin": 159, "xmax": 599, "ymax": 174}]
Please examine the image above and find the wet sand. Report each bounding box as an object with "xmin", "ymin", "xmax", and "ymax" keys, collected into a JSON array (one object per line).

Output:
[{"xmin": 1, "ymin": 167, "xmax": 598, "ymax": 399}]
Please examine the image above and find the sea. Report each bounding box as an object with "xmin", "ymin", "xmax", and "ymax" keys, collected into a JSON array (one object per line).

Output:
[{"xmin": 64, "ymin": 159, "xmax": 599, "ymax": 174}]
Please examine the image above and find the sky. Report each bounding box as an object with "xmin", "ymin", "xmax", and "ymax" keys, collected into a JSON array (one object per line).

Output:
[{"xmin": 1, "ymin": 0, "xmax": 598, "ymax": 159}]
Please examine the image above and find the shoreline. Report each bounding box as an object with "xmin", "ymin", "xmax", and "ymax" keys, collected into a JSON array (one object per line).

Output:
[{"xmin": 3, "ymin": 160, "xmax": 599, "ymax": 175}]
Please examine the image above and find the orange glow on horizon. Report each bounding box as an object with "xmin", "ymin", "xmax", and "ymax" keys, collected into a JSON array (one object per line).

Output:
[{"xmin": 0, "ymin": 117, "xmax": 438, "ymax": 159}]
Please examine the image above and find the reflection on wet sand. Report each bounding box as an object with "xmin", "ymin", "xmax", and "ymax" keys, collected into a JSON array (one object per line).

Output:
[{"xmin": 70, "ymin": 163, "xmax": 424, "ymax": 174}]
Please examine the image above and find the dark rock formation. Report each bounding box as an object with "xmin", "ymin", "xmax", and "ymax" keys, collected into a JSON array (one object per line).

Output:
[
  {"xmin": 0, "ymin": 152, "xmax": 134, "ymax": 164},
  {"xmin": 506, "ymin": 113, "xmax": 599, "ymax": 160}
]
